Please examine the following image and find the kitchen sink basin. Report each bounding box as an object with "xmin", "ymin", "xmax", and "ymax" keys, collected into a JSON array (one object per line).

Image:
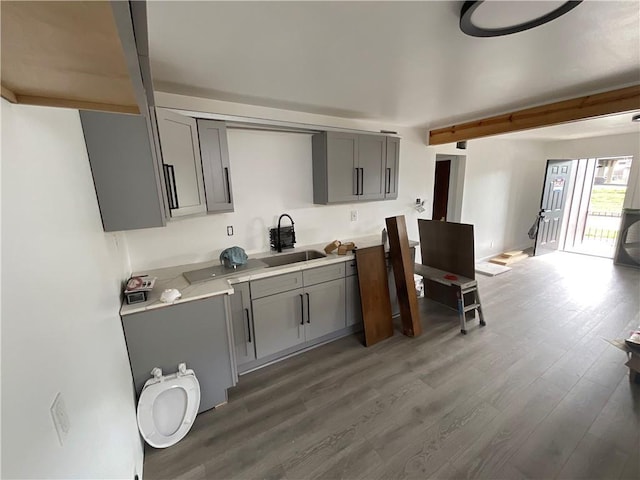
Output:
[{"xmin": 261, "ymin": 250, "xmax": 326, "ymax": 267}]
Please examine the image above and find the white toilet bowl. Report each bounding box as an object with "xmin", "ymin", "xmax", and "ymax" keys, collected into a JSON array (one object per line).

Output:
[{"xmin": 136, "ymin": 363, "xmax": 201, "ymax": 448}]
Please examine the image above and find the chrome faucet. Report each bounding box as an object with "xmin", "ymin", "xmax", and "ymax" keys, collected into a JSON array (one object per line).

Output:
[{"xmin": 276, "ymin": 213, "xmax": 295, "ymax": 253}]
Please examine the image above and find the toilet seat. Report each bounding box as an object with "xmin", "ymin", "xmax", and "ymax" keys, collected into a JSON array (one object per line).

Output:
[{"xmin": 136, "ymin": 364, "xmax": 201, "ymax": 448}]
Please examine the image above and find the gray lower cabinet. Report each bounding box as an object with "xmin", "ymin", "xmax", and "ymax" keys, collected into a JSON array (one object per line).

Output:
[
  {"xmin": 121, "ymin": 295, "xmax": 234, "ymax": 412},
  {"xmin": 80, "ymin": 110, "xmax": 166, "ymax": 232},
  {"xmin": 229, "ymin": 282, "xmax": 256, "ymax": 367},
  {"xmin": 305, "ymin": 278, "xmax": 346, "ymax": 340},
  {"xmin": 252, "ymin": 288, "xmax": 306, "ymax": 358},
  {"xmin": 250, "ymin": 265, "xmax": 348, "ymax": 359},
  {"xmin": 155, "ymin": 108, "xmax": 207, "ymax": 217},
  {"xmin": 197, "ymin": 119, "xmax": 234, "ymax": 213},
  {"xmin": 346, "ymin": 271, "xmax": 363, "ymax": 327},
  {"xmin": 312, "ymin": 131, "xmax": 398, "ymax": 204}
]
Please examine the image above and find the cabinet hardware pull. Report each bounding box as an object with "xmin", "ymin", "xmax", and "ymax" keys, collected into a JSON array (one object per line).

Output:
[
  {"xmin": 354, "ymin": 167, "xmax": 359, "ymax": 196},
  {"xmin": 224, "ymin": 167, "xmax": 231, "ymax": 204},
  {"xmin": 163, "ymin": 164, "xmax": 179, "ymax": 209},
  {"xmin": 359, "ymin": 167, "xmax": 364, "ymax": 195},
  {"xmin": 299, "ymin": 294, "xmax": 304, "ymax": 325},
  {"xmin": 244, "ymin": 308, "xmax": 251, "ymax": 343},
  {"xmin": 306, "ymin": 293, "xmax": 311, "ymax": 323},
  {"xmin": 386, "ymin": 167, "xmax": 391, "ymax": 193}
]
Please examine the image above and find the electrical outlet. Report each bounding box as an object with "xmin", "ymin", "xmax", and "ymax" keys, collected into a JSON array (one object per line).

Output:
[
  {"xmin": 227, "ymin": 226, "xmax": 234, "ymax": 236},
  {"xmin": 350, "ymin": 210, "xmax": 358, "ymax": 222},
  {"xmin": 50, "ymin": 392, "xmax": 70, "ymax": 446}
]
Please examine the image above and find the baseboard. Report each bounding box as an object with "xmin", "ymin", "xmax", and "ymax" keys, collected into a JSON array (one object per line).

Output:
[{"xmin": 476, "ymin": 241, "xmax": 534, "ymax": 263}]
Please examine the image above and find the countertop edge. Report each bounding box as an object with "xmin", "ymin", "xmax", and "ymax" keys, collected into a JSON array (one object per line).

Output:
[{"xmin": 120, "ymin": 237, "xmax": 418, "ymax": 316}]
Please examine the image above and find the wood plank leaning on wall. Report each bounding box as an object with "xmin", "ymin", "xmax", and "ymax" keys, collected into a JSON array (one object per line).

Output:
[
  {"xmin": 386, "ymin": 215, "xmax": 422, "ymax": 337},
  {"xmin": 356, "ymin": 246, "xmax": 394, "ymax": 347}
]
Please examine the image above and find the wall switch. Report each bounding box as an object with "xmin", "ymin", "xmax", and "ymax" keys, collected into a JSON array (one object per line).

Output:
[
  {"xmin": 227, "ymin": 226, "xmax": 234, "ymax": 236},
  {"xmin": 350, "ymin": 210, "xmax": 358, "ymax": 222},
  {"xmin": 50, "ymin": 392, "xmax": 70, "ymax": 446}
]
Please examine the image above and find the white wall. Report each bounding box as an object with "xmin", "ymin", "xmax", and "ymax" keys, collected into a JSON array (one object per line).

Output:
[
  {"xmin": 1, "ymin": 101, "xmax": 143, "ymax": 479},
  {"xmin": 457, "ymin": 138, "xmax": 547, "ymax": 260},
  {"xmin": 544, "ymin": 132, "xmax": 640, "ymax": 209},
  {"xmin": 125, "ymin": 93, "xmax": 433, "ymax": 271}
]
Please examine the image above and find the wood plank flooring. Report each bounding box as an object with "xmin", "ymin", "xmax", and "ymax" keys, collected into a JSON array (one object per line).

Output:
[{"xmin": 143, "ymin": 252, "xmax": 640, "ymax": 480}]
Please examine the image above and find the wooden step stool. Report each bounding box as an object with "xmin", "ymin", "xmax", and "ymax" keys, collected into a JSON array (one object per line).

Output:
[{"xmin": 414, "ymin": 263, "xmax": 486, "ymax": 334}]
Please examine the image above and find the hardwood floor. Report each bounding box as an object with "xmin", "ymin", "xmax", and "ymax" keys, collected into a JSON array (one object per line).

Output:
[{"xmin": 143, "ymin": 252, "xmax": 640, "ymax": 480}]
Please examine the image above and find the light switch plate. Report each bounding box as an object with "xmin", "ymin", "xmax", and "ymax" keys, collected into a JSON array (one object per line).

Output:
[
  {"xmin": 50, "ymin": 392, "xmax": 70, "ymax": 445},
  {"xmin": 350, "ymin": 210, "xmax": 358, "ymax": 222}
]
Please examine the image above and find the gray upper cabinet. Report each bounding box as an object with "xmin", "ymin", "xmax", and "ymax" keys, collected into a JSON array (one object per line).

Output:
[
  {"xmin": 80, "ymin": 110, "xmax": 166, "ymax": 232},
  {"xmin": 155, "ymin": 108, "xmax": 207, "ymax": 217},
  {"xmin": 312, "ymin": 131, "xmax": 398, "ymax": 204},
  {"xmin": 197, "ymin": 120, "xmax": 234, "ymax": 213},
  {"xmin": 385, "ymin": 137, "xmax": 400, "ymax": 199},
  {"xmin": 358, "ymin": 134, "xmax": 386, "ymax": 201},
  {"xmin": 230, "ymin": 282, "xmax": 256, "ymax": 367}
]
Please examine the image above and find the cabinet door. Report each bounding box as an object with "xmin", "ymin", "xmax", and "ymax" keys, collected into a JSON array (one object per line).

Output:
[
  {"xmin": 197, "ymin": 120, "xmax": 234, "ymax": 212},
  {"xmin": 385, "ymin": 137, "xmax": 400, "ymax": 199},
  {"xmin": 346, "ymin": 274, "xmax": 363, "ymax": 327},
  {"xmin": 252, "ymin": 288, "xmax": 305, "ymax": 358},
  {"xmin": 305, "ymin": 278, "xmax": 346, "ymax": 341},
  {"xmin": 155, "ymin": 108, "xmax": 207, "ymax": 216},
  {"xmin": 80, "ymin": 110, "xmax": 166, "ymax": 232},
  {"xmin": 229, "ymin": 283, "xmax": 256, "ymax": 366},
  {"xmin": 122, "ymin": 296, "xmax": 233, "ymax": 412},
  {"xmin": 358, "ymin": 134, "xmax": 386, "ymax": 201},
  {"xmin": 326, "ymin": 132, "xmax": 359, "ymax": 203}
]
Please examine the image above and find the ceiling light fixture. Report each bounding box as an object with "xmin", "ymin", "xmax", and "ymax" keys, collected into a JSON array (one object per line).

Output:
[
  {"xmin": 632, "ymin": 114, "xmax": 640, "ymax": 122},
  {"xmin": 460, "ymin": 1, "xmax": 582, "ymax": 38}
]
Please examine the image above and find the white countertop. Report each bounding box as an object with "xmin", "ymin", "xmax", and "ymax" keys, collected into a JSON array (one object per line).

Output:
[{"xmin": 120, "ymin": 235, "xmax": 418, "ymax": 316}]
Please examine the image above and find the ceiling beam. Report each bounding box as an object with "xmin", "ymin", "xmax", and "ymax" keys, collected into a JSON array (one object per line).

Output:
[{"xmin": 428, "ymin": 85, "xmax": 640, "ymax": 145}]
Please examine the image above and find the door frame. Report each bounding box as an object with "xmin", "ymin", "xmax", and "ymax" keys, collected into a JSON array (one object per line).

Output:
[{"xmin": 434, "ymin": 154, "xmax": 466, "ymax": 222}]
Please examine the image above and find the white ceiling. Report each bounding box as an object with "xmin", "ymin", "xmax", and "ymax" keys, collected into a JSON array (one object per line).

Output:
[
  {"xmin": 147, "ymin": 1, "xmax": 640, "ymax": 131},
  {"xmin": 498, "ymin": 111, "xmax": 640, "ymax": 140}
]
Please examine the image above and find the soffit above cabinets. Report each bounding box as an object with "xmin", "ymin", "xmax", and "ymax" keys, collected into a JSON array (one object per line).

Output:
[{"xmin": 1, "ymin": 1, "xmax": 141, "ymax": 114}]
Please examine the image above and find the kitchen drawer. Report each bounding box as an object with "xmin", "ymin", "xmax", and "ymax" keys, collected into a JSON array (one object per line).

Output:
[
  {"xmin": 251, "ymin": 272, "xmax": 303, "ymax": 299},
  {"xmin": 345, "ymin": 259, "xmax": 358, "ymax": 277},
  {"xmin": 303, "ymin": 263, "xmax": 345, "ymax": 287}
]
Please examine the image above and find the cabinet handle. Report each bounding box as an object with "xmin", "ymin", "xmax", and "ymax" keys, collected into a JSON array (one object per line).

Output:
[
  {"xmin": 359, "ymin": 167, "xmax": 364, "ymax": 195},
  {"xmin": 163, "ymin": 164, "xmax": 179, "ymax": 209},
  {"xmin": 299, "ymin": 294, "xmax": 304, "ymax": 325},
  {"xmin": 386, "ymin": 167, "xmax": 391, "ymax": 193},
  {"xmin": 244, "ymin": 308, "xmax": 251, "ymax": 343},
  {"xmin": 224, "ymin": 167, "xmax": 231, "ymax": 204},
  {"xmin": 353, "ymin": 168, "xmax": 359, "ymax": 196},
  {"xmin": 306, "ymin": 293, "xmax": 311, "ymax": 324}
]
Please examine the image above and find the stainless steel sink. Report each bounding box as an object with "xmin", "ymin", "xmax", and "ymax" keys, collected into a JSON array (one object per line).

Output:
[{"xmin": 261, "ymin": 250, "xmax": 326, "ymax": 267}]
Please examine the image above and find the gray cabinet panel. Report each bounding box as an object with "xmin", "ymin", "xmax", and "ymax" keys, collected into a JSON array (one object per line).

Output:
[
  {"xmin": 358, "ymin": 134, "xmax": 386, "ymax": 201},
  {"xmin": 197, "ymin": 120, "xmax": 234, "ymax": 213},
  {"xmin": 326, "ymin": 132, "xmax": 359, "ymax": 203},
  {"xmin": 156, "ymin": 108, "xmax": 206, "ymax": 216},
  {"xmin": 253, "ymin": 288, "xmax": 305, "ymax": 358},
  {"xmin": 305, "ymin": 278, "xmax": 346, "ymax": 341},
  {"xmin": 230, "ymin": 282, "xmax": 256, "ymax": 367},
  {"xmin": 385, "ymin": 137, "xmax": 400, "ymax": 199},
  {"xmin": 303, "ymin": 263, "xmax": 345, "ymax": 287},
  {"xmin": 122, "ymin": 296, "xmax": 234, "ymax": 412},
  {"xmin": 312, "ymin": 131, "xmax": 399, "ymax": 205},
  {"xmin": 251, "ymin": 272, "xmax": 303, "ymax": 299},
  {"xmin": 346, "ymin": 274, "xmax": 363, "ymax": 327},
  {"xmin": 80, "ymin": 110, "xmax": 166, "ymax": 232},
  {"xmin": 345, "ymin": 259, "xmax": 358, "ymax": 277}
]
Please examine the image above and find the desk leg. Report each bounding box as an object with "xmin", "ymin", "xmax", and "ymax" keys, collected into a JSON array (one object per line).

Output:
[{"xmin": 457, "ymin": 289, "xmax": 467, "ymax": 334}]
